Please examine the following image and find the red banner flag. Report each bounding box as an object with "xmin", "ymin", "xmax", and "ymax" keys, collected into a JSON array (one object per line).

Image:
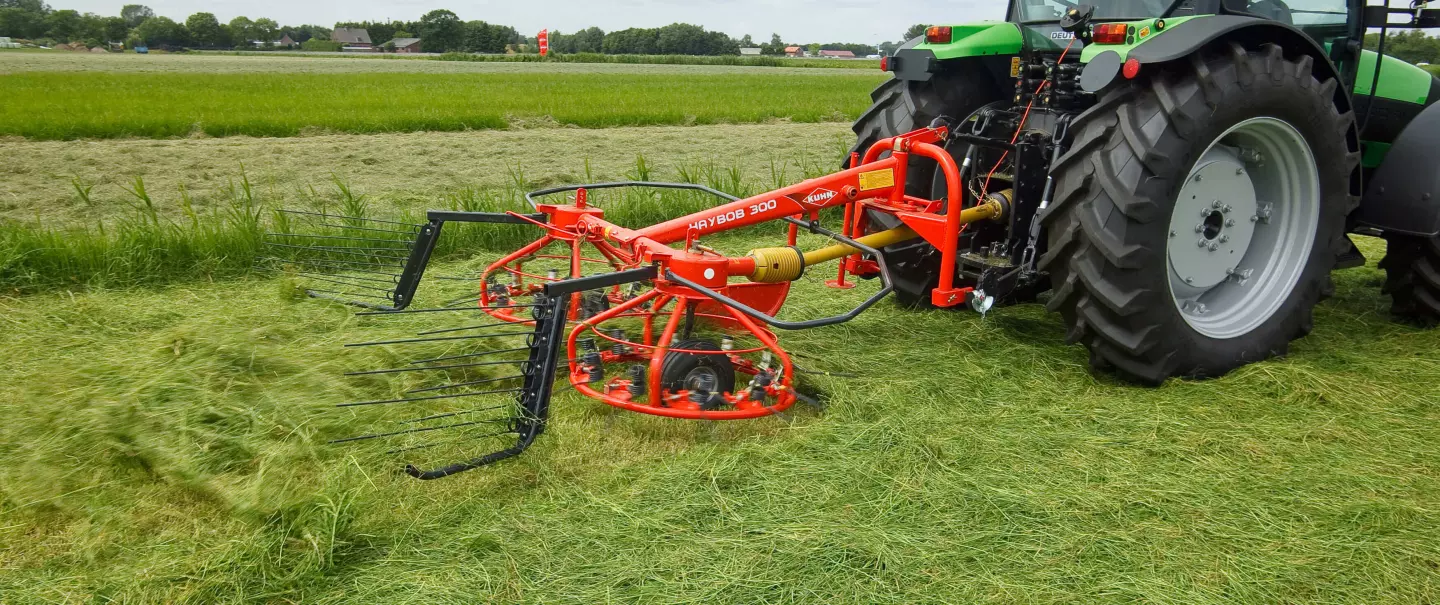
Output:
[{"xmin": 538, "ymin": 29, "xmax": 549, "ymax": 56}]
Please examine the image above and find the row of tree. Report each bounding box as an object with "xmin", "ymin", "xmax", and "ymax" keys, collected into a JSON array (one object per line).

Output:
[
  {"xmin": 0, "ymin": 1, "xmax": 331, "ymax": 49},
  {"xmin": 337, "ymin": 12, "xmax": 523, "ymax": 54},
  {"xmin": 0, "ymin": 1, "xmax": 926, "ymax": 56},
  {"xmin": 1364, "ymin": 30, "xmax": 1440, "ymax": 66}
]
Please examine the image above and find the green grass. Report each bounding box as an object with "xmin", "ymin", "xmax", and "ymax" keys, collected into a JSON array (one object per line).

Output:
[
  {"xmin": 0, "ymin": 71, "xmax": 885, "ymax": 140},
  {"xmin": 0, "ymin": 155, "xmax": 840, "ymax": 293},
  {"xmin": 0, "ymin": 234, "xmax": 1437, "ymax": 602}
]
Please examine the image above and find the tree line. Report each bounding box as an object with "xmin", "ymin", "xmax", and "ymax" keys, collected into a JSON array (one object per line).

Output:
[{"xmin": 0, "ymin": 1, "xmax": 912, "ymax": 56}]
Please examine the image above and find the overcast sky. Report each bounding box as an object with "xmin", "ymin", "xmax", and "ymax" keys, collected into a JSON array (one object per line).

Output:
[{"xmin": 53, "ymin": 0, "xmax": 1004, "ymax": 44}]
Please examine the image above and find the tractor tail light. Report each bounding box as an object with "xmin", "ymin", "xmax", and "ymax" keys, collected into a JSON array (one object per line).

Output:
[
  {"xmin": 1092, "ymin": 23, "xmax": 1128, "ymax": 44},
  {"xmin": 926, "ymin": 26, "xmax": 952, "ymax": 44},
  {"xmin": 880, "ymin": 56, "xmax": 890, "ymax": 71}
]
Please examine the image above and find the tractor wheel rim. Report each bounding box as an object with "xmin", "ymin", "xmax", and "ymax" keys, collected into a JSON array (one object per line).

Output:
[{"xmin": 1165, "ymin": 117, "xmax": 1320, "ymax": 340}]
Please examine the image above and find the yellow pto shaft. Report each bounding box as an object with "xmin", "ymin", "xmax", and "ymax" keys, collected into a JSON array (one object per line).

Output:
[{"xmin": 745, "ymin": 193, "xmax": 1008, "ymax": 284}]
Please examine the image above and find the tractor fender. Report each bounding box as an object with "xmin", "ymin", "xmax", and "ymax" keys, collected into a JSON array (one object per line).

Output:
[
  {"xmin": 1358, "ymin": 100, "xmax": 1440, "ymax": 237},
  {"xmin": 1081, "ymin": 16, "xmax": 1352, "ymax": 117}
]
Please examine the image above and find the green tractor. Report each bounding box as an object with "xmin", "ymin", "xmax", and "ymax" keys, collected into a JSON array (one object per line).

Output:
[{"xmin": 852, "ymin": 0, "xmax": 1440, "ymax": 383}]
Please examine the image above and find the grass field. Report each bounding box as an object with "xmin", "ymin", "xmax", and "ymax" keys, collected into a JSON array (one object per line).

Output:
[
  {"xmin": 2, "ymin": 51, "xmax": 1439, "ymax": 603},
  {"xmin": 1, "ymin": 51, "xmax": 882, "ymax": 76},
  {"xmin": 1, "ymin": 233, "xmax": 1437, "ymax": 602},
  {"xmin": 0, "ymin": 52, "xmax": 884, "ymax": 141},
  {"xmin": 0, "ymin": 123, "xmax": 854, "ymax": 224}
]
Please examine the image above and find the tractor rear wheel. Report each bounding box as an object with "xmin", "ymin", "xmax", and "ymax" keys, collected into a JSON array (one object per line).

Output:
[
  {"xmin": 847, "ymin": 73, "xmax": 999, "ymax": 308},
  {"xmin": 1042, "ymin": 42, "xmax": 1360, "ymax": 384},
  {"xmin": 1380, "ymin": 234, "xmax": 1440, "ymax": 325}
]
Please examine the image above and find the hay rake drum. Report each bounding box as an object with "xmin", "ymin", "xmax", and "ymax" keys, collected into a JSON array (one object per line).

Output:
[{"xmin": 269, "ymin": 126, "xmax": 1016, "ymax": 478}]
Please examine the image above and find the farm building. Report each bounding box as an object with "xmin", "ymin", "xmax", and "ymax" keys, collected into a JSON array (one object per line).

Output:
[
  {"xmin": 739, "ymin": 47, "xmax": 761, "ymax": 56},
  {"xmin": 387, "ymin": 38, "xmax": 422, "ymax": 53},
  {"xmin": 332, "ymin": 28, "xmax": 373, "ymax": 50},
  {"xmin": 817, "ymin": 50, "xmax": 856, "ymax": 59},
  {"xmin": 784, "ymin": 46, "xmax": 806, "ymax": 57}
]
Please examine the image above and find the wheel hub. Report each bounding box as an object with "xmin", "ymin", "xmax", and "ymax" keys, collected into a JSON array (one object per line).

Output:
[
  {"xmin": 1164, "ymin": 117, "xmax": 1320, "ymax": 340},
  {"xmin": 1168, "ymin": 155, "xmax": 1258, "ymax": 290}
]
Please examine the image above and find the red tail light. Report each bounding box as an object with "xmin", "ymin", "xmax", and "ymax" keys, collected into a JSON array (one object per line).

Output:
[
  {"xmin": 1092, "ymin": 23, "xmax": 1128, "ymax": 45},
  {"xmin": 925, "ymin": 26, "xmax": 952, "ymax": 44},
  {"xmin": 880, "ymin": 56, "xmax": 890, "ymax": 71}
]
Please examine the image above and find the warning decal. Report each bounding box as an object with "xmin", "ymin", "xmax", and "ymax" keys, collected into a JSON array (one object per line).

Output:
[{"xmin": 858, "ymin": 169, "xmax": 895, "ymax": 191}]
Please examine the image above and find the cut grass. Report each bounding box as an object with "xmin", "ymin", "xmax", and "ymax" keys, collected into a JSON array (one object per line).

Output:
[
  {"xmin": 0, "ymin": 122, "xmax": 855, "ymax": 225},
  {"xmin": 0, "ymin": 235, "xmax": 1437, "ymax": 602},
  {"xmin": 0, "ymin": 71, "xmax": 884, "ymax": 140}
]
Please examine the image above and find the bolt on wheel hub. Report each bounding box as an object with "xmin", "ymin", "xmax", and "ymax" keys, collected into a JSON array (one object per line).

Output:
[
  {"xmin": 1165, "ymin": 117, "xmax": 1320, "ymax": 339},
  {"xmin": 1169, "ymin": 157, "xmax": 1259, "ymax": 290}
]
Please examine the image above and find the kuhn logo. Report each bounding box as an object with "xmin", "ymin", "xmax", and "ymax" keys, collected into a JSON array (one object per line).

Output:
[{"xmin": 801, "ymin": 188, "xmax": 837, "ymax": 206}]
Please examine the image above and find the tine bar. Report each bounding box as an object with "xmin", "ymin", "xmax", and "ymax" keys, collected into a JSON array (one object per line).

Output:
[
  {"xmin": 339, "ymin": 387, "xmax": 526, "ymax": 408},
  {"xmin": 407, "ymin": 375, "xmax": 526, "ymax": 395},
  {"xmin": 345, "ymin": 331, "xmax": 533, "ymax": 348},
  {"xmin": 277, "ymin": 209, "xmax": 423, "ymax": 227},
  {"xmin": 345, "ymin": 358, "xmax": 525, "ymax": 376},
  {"xmin": 409, "ymin": 347, "xmax": 531, "ymax": 365},
  {"xmin": 357, "ymin": 304, "xmax": 539, "ymax": 316}
]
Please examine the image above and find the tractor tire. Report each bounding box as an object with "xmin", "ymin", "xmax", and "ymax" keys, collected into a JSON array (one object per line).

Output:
[
  {"xmin": 1042, "ymin": 42, "xmax": 1360, "ymax": 384},
  {"xmin": 847, "ymin": 73, "xmax": 998, "ymax": 307},
  {"xmin": 1379, "ymin": 234, "xmax": 1440, "ymax": 325}
]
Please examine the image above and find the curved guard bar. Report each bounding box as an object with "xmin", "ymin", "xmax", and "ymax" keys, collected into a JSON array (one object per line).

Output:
[{"xmin": 526, "ymin": 181, "xmax": 741, "ymax": 211}]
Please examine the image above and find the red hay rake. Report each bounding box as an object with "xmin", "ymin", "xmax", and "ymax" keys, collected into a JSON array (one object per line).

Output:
[{"xmin": 269, "ymin": 125, "xmax": 1012, "ymax": 478}]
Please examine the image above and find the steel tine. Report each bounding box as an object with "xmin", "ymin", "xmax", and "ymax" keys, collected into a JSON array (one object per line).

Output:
[
  {"xmin": 267, "ymin": 256, "xmax": 405, "ymax": 271},
  {"xmin": 266, "ymin": 232, "xmax": 412, "ymax": 245},
  {"xmin": 329, "ymin": 419, "xmax": 495, "ymax": 444},
  {"xmin": 307, "ymin": 222, "xmax": 422, "ymax": 236},
  {"xmin": 385, "ymin": 429, "xmax": 514, "ymax": 455},
  {"xmin": 339, "ymin": 387, "xmax": 527, "ymax": 408},
  {"xmin": 396, "ymin": 406, "xmax": 513, "ymax": 425},
  {"xmin": 306, "ymin": 288, "xmax": 391, "ymax": 301},
  {"xmin": 295, "ymin": 272, "xmax": 398, "ymax": 286},
  {"xmin": 265, "ymin": 242, "xmax": 411, "ymax": 261},
  {"xmin": 409, "ymin": 347, "xmax": 531, "ymax": 365},
  {"xmin": 302, "ymin": 275, "xmax": 397, "ymax": 294},
  {"xmin": 277, "ymin": 209, "xmax": 422, "ymax": 227},
  {"xmin": 406, "ymin": 375, "xmax": 526, "ymax": 395},
  {"xmin": 356, "ymin": 304, "xmax": 540, "ymax": 316},
  {"xmin": 345, "ymin": 331, "xmax": 533, "ymax": 348},
  {"xmin": 415, "ymin": 322, "xmax": 520, "ymax": 336},
  {"xmin": 345, "ymin": 358, "xmax": 526, "ymax": 376}
]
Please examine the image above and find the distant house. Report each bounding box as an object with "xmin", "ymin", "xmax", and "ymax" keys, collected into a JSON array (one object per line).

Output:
[
  {"xmin": 784, "ymin": 46, "xmax": 806, "ymax": 57},
  {"xmin": 277, "ymin": 34, "xmax": 297, "ymax": 48},
  {"xmin": 387, "ymin": 38, "xmax": 422, "ymax": 53},
  {"xmin": 332, "ymin": 28, "xmax": 373, "ymax": 49},
  {"xmin": 818, "ymin": 50, "xmax": 856, "ymax": 59},
  {"xmin": 739, "ymin": 47, "xmax": 761, "ymax": 56}
]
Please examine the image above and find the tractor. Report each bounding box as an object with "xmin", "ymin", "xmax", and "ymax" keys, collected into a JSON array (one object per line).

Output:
[
  {"xmin": 855, "ymin": 0, "xmax": 1440, "ymax": 383},
  {"xmin": 273, "ymin": 1, "xmax": 1440, "ymax": 477}
]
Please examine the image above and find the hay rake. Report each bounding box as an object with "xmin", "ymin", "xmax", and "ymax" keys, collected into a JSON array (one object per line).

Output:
[{"xmin": 269, "ymin": 126, "xmax": 1011, "ymax": 478}]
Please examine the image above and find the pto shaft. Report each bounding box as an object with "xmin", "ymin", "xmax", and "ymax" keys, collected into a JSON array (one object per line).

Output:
[{"xmin": 745, "ymin": 192, "xmax": 1008, "ymax": 284}]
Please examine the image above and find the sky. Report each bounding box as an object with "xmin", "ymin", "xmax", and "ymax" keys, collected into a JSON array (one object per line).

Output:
[{"xmin": 53, "ymin": 0, "xmax": 1005, "ymax": 45}]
